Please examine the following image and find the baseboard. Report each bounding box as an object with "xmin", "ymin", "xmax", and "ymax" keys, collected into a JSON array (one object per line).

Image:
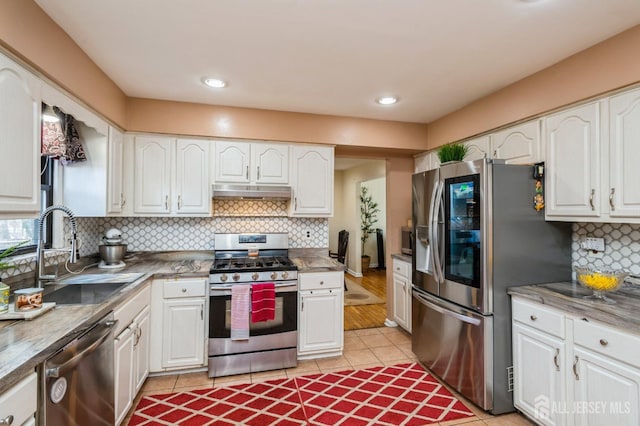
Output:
[
  {"xmin": 346, "ymin": 268, "xmax": 362, "ymax": 278},
  {"xmin": 384, "ymin": 318, "xmax": 398, "ymax": 327}
]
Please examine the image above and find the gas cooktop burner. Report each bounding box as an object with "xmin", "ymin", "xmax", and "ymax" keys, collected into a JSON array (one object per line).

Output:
[{"xmin": 211, "ymin": 256, "xmax": 295, "ymax": 272}]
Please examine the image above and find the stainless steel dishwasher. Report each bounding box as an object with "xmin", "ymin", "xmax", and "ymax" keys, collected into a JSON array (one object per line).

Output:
[{"xmin": 41, "ymin": 312, "xmax": 118, "ymax": 425}]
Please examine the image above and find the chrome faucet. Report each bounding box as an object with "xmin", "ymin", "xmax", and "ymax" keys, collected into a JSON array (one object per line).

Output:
[{"xmin": 35, "ymin": 205, "xmax": 78, "ymax": 287}]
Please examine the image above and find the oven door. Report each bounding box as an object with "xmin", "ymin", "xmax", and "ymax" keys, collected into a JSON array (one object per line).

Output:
[{"xmin": 208, "ymin": 282, "xmax": 297, "ymax": 340}]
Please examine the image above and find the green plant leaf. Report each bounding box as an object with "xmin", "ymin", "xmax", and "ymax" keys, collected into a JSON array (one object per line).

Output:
[
  {"xmin": 360, "ymin": 186, "xmax": 379, "ymax": 253},
  {"xmin": 437, "ymin": 142, "xmax": 469, "ymax": 163},
  {"xmin": 0, "ymin": 240, "xmax": 28, "ymax": 271}
]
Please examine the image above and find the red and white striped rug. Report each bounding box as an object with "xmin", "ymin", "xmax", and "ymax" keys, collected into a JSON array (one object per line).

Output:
[{"xmin": 128, "ymin": 362, "xmax": 474, "ymax": 425}]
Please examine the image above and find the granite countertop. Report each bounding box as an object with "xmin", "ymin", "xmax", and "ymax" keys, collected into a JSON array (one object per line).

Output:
[
  {"xmin": 0, "ymin": 251, "xmax": 212, "ymax": 394},
  {"xmin": 508, "ymin": 281, "xmax": 640, "ymax": 334},
  {"xmin": 289, "ymin": 248, "xmax": 346, "ymax": 273},
  {"xmin": 291, "ymin": 256, "xmax": 346, "ymax": 272}
]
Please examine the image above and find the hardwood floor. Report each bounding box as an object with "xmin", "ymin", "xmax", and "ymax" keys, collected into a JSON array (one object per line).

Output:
[{"xmin": 344, "ymin": 268, "xmax": 388, "ymax": 331}]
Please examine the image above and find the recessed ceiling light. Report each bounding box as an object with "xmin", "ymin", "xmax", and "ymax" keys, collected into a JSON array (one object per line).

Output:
[
  {"xmin": 376, "ymin": 96, "xmax": 399, "ymax": 105},
  {"xmin": 202, "ymin": 77, "xmax": 227, "ymax": 88}
]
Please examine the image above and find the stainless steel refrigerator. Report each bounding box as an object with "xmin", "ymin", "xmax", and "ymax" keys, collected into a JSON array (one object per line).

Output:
[{"xmin": 411, "ymin": 158, "xmax": 571, "ymax": 414}]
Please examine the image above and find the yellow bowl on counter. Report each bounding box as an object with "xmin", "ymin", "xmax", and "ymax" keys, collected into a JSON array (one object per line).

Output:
[{"xmin": 575, "ymin": 267, "xmax": 628, "ymax": 303}]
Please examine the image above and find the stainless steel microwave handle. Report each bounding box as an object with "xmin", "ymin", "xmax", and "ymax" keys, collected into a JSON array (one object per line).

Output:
[
  {"xmin": 413, "ymin": 290, "xmax": 481, "ymax": 326},
  {"xmin": 46, "ymin": 319, "xmax": 118, "ymax": 378}
]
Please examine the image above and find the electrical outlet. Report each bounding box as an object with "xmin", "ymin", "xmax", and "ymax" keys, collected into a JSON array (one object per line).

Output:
[
  {"xmin": 581, "ymin": 236, "xmax": 605, "ymax": 258},
  {"xmin": 587, "ymin": 249, "xmax": 604, "ymax": 259},
  {"xmin": 584, "ymin": 237, "xmax": 605, "ymax": 252}
]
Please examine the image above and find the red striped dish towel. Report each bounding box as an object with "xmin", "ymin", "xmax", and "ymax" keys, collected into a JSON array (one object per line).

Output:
[
  {"xmin": 230, "ymin": 285, "xmax": 250, "ymax": 340},
  {"xmin": 251, "ymin": 283, "xmax": 275, "ymax": 322}
]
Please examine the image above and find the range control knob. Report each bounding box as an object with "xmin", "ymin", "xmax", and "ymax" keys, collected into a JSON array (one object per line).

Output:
[
  {"xmin": 232, "ymin": 273, "xmax": 240, "ymax": 282},
  {"xmin": 282, "ymin": 271, "xmax": 289, "ymax": 280},
  {"xmin": 220, "ymin": 274, "xmax": 228, "ymax": 282},
  {"xmin": 252, "ymin": 273, "xmax": 259, "ymax": 281},
  {"xmin": 270, "ymin": 272, "xmax": 278, "ymax": 280}
]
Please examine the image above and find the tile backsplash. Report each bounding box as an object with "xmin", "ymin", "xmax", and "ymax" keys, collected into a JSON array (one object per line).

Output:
[
  {"xmin": 572, "ymin": 222, "xmax": 640, "ymax": 276},
  {"xmin": 80, "ymin": 216, "xmax": 328, "ymax": 254}
]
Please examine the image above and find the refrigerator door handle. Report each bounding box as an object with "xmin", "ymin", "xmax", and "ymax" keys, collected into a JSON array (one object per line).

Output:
[
  {"xmin": 431, "ymin": 180, "xmax": 445, "ymax": 283},
  {"xmin": 413, "ymin": 290, "xmax": 481, "ymax": 326}
]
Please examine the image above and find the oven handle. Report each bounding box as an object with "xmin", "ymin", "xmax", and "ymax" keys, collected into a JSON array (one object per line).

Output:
[{"xmin": 210, "ymin": 281, "xmax": 298, "ymax": 295}]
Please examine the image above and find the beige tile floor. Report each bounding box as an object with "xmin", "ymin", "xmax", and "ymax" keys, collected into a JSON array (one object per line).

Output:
[{"xmin": 126, "ymin": 326, "xmax": 536, "ymax": 425}]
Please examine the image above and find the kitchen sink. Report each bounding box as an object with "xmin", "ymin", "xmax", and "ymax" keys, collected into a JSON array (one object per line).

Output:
[
  {"xmin": 55, "ymin": 273, "xmax": 145, "ymax": 285},
  {"xmin": 44, "ymin": 283, "xmax": 128, "ymax": 305},
  {"xmin": 43, "ymin": 273, "xmax": 145, "ymax": 305}
]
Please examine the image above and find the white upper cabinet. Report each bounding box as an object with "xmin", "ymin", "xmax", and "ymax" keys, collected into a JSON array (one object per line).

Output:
[
  {"xmin": 107, "ymin": 127, "xmax": 125, "ymax": 214},
  {"xmin": 545, "ymin": 101, "xmax": 602, "ymax": 220},
  {"xmin": 214, "ymin": 141, "xmax": 288, "ymax": 184},
  {"xmin": 0, "ymin": 53, "xmax": 41, "ymax": 217},
  {"xmin": 491, "ymin": 119, "xmax": 542, "ymax": 164},
  {"xmin": 134, "ymin": 136, "xmax": 210, "ymax": 216},
  {"xmin": 544, "ymin": 92, "xmax": 640, "ymax": 223},
  {"xmin": 608, "ymin": 87, "xmax": 640, "ymax": 219},
  {"xmin": 463, "ymin": 135, "xmax": 491, "ymax": 161},
  {"xmin": 214, "ymin": 141, "xmax": 250, "ymax": 183},
  {"xmin": 134, "ymin": 136, "xmax": 173, "ymax": 214},
  {"xmin": 290, "ymin": 145, "xmax": 334, "ymax": 217},
  {"xmin": 252, "ymin": 143, "xmax": 289, "ymax": 184},
  {"xmin": 414, "ymin": 151, "xmax": 440, "ymax": 173},
  {"xmin": 175, "ymin": 139, "xmax": 210, "ymax": 214}
]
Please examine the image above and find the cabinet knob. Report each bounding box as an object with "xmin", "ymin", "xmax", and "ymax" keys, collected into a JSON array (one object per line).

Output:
[
  {"xmin": 182, "ymin": 288, "xmax": 187, "ymax": 293},
  {"xmin": 0, "ymin": 414, "xmax": 14, "ymax": 425},
  {"xmin": 599, "ymin": 338, "xmax": 608, "ymax": 346},
  {"xmin": 320, "ymin": 281, "xmax": 324, "ymax": 285},
  {"xmin": 530, "ymin": 315, "xmax": 537, "ymax": 321}
]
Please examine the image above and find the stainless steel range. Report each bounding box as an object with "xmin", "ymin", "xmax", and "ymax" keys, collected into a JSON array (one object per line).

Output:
[{"xmin": 208, "ymin": 233, "xmax": 298, "ymax": 377}]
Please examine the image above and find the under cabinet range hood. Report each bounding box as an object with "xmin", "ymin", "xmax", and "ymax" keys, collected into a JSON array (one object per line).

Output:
[{"xmin": 212, "ymin": 184, "xmax": 292, "ymax": 200}]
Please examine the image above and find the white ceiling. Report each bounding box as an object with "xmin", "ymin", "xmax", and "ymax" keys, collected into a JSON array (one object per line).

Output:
[{"xmin": 35, "ymin": 0, "xmax": 640, "ymax": 124}]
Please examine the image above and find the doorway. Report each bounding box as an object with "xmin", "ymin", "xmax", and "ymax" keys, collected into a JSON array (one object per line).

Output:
[{"xmin": 330, "ymin": 158, "xmax": 387, "ymax": 330}]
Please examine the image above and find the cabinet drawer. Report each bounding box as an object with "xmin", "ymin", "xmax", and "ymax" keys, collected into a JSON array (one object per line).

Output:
[
  {"xmin": 163, "ymin": 279, "xmax": 206, "ymax": 298},
  {"xmin": 512, "ymin": 297, "xmax": 565, "ymax": 338},
  {"xmin": 299, "ymin": 272, "xmax": 342, "ymax": 290},
  {"xmin": 392, "ymin": 259, "xmax": 410, "ymax": 278},
  {"xmin": 114, "ymin": 282, "xmax": 151, "ymax": 336},
  {"xmin": 0, "ymin": 372, "xmax": 37, "ymax": 426},
  {"xmin": 573, "ymin": 318, "xmax": 640, "ymax": 368}
]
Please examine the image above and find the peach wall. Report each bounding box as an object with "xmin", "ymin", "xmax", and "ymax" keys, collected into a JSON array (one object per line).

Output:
[
  {"xmin": 126, "ymin": 98, "xmax": 429, "ymax": 149},
  {"xmin": 427, "ymin": 25, "xmax": 640, "ymax": 148},
  {"xmin": 385, "ymin": 157, "xmax": 413, "ymax": 319},
  {"xmin": 0, "ymin": 0, "xmax": 127, "ymax": 127}
]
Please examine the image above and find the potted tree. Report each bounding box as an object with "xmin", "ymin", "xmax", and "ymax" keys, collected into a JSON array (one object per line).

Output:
[{"xmin": 360, "ymin": 186, "xmax": 379, "ymax": 274}]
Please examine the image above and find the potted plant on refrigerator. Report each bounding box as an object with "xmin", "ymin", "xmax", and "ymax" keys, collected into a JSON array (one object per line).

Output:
[
  {"xmin": 360, "ymin": 186, "xmax": 379, "ymax": 274},
  {"xmin": 437, "ymin": 142, "xmax": 469, "ymax": 164}
]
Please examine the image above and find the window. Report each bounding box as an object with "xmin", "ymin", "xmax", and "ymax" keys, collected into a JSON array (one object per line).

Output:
[{"xmin": 0, "ymin": 157, "xmax": 54, "ymax": 253}]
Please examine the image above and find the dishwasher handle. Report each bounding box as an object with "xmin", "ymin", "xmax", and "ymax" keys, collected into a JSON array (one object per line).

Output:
[
  {"xmin": 46, "ymin": 319, "xmax": 118, "ymax": 378},
  {"xmin": 413, "ymin": 290, "xmax": 481, "ymax": 326}
]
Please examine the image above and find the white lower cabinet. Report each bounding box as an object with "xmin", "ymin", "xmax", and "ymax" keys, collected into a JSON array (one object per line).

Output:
[
  {"xmin": 113, "ymin": 283, "xmax": 151, "ymax": 425},
  {"xmin": 114, "ymin": 325, "xmax": 135, "ymax": 425},
  {"xmin": 512, "ymin": 296, "xmax": 640, "ymax": 426},
  {"xmin": 298, "ymin": 271, "xmax": 344, "ymax": 358},
  {"xmin": 512, "ymin": 322, "xmax": 566, "ymax": 426},
  {"xmin": 392, "ymin": 258, "xmax": 412, "ymax": 333},
  {"xmin": 162, "ymin": 298, "xmax": 206, "ymax": 369},
  {"xmin": 0, "ymin": 372, "xmax": 37, "ymax": 426},
  {"xmin": 150, "ymin": 278, "xmax": 207, "ymax": 372}
]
